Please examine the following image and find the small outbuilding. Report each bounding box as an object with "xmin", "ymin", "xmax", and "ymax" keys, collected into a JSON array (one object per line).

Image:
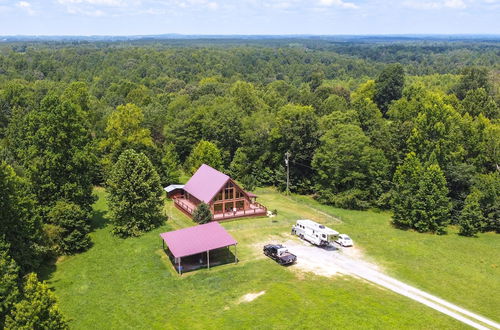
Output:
[
  {"xmin": 164, "ymin": 184, "xmax": 185, "ymax": 199},
  {"xmin": 160, "ymin": 222, "xmax": 238, "ymax": 275}
]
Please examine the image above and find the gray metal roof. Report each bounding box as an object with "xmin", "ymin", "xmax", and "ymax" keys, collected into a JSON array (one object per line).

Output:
[{"xmin": 164, "ymin": 184, "xmax": 184, "ymax": 193}]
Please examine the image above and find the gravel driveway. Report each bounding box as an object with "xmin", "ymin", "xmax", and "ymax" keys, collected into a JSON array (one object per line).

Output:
[{"xmin": 283, "ymin": 239, "xmax": 500, "ymax": 330}]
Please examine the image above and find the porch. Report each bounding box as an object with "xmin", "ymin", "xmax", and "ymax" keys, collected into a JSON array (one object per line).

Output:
[{"xmin": 174, "ymin": 198, "xmax": 267, "ymax": 220}]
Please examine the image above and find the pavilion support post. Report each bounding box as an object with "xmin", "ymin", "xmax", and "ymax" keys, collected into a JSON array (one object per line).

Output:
[
  {"xmin": 178, "ymin": 257, "xmax": 182, "ymax": 276},
  {"xmin": 207, "ymin": 250, "xmax": 210, "ymax": 270}
]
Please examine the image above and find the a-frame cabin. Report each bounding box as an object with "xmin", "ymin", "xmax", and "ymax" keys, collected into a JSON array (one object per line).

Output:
[{"xmin": 168, "ymin": 164, "xmax": 267, "ymax": 220}]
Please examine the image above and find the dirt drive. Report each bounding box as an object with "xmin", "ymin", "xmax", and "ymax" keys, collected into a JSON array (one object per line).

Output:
[{"xmin": 268, "ymin": 239, "xmax": 500, "ymax": 330}]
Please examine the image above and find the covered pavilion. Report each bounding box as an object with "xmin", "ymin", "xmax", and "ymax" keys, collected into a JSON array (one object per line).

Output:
[{"xmin": 160, "ymin": 222, "xmax": 238, "ymax": 275}]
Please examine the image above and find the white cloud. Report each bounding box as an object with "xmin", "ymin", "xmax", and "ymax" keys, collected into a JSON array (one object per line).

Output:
[
  {"xmin": 318, "ymin": 0, "xmax": 358, "ymax": 9},
  {"xmin": 57, "ymin": 0, "xmax": 128, "ymax": 6},
  {"xmin": 444, "ymin": 0, "xmax": 466, "ymax": 8},
  {"xmin": 207, "ymin": 1, "xmax": 218, "ymax": 9},
  {"xmin": 404, "ymin": 0, "xmax": 466, "ymax": 9},
  {"xmin": 16, "ymin": 1, "xmax": 35, "ymax": 15}
]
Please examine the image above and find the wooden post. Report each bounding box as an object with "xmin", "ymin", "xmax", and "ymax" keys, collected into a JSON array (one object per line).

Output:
[
  {"xmin": 178, "ymin": 257, "xmax": 182, "ymax": 276},
  {"xmin": 207, "ymin": 250, "xmax": 210, "ymax": 270}
]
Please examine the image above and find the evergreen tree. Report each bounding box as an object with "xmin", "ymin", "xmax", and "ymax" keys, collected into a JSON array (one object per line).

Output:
[
  {"xmin": 391, "ymin": 152, "xmax": 423, "ymax": 228},
  {"xmin": 5, "ymin": 273, "xmax": 68, "ymax": 330},
  {"xmin": 0, "ymin": 162, "xmax": 46, "ymax": 272},
  {"xmin": 185, "ymin": 140, "xmax": 223, "ymax": 175},
  {"xmin": 413, "ymin": 164, "xmax": 451, "ymax": 234},
  {"xmin": 0, "ymin": 241, "xmax": 20, "ymax": 328},
  {"xmin": 193, "ymin": 203, "xmax": 212, "ymax": 224},
  {"xmin": 374, "ymin": 64, "xmax": 405, "ymax": 116},
  {"xmin": 472, "ymin": 172, "xmax": 500, "ymax": 232},
  {"xmin": 107, "ymin": 149, "xmax": 164, "ymax": 237},
  {"xmin": 46, "ymin": 201, "xmax": 91, "ymax": 254},
  {"xmin": 459, "ymin": 191, "xmax": 485, "ymax": 237}
]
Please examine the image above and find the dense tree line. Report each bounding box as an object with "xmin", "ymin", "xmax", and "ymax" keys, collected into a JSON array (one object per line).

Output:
[{"xmin": 0, "ymin": 38, "xmax": 498, "ymax": 327}]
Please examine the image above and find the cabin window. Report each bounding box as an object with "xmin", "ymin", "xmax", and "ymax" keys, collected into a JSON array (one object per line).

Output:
[
  {"xmin": 214, "ymin": 203, "xmax": 223, "ymax": 213},
  {"xmin": 235, "ymin": 200, "xmax": 244, "ymax": 210},
  {"xmin": 225, "ymin": 202, "xmax": 234, "ymax": 212},
  {"xmin": 225, "ymin": 187, "xmax": 234, "ymax": 199},
  {"xmin": 236, "ymin": 191, "xmax": 244, "ymax": 198}
]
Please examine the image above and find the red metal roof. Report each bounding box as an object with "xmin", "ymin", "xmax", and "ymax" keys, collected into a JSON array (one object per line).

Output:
[
  {"xmin": 183, "ymin": 164, "xmax": 229, "ymax": 203},
  {"xmin": 246, "ymin": 191, "xmax": 257, "ymax": 198},
  {"xmin": 160, "ymin": 222, "xmax": 237, "ymax": 258}
]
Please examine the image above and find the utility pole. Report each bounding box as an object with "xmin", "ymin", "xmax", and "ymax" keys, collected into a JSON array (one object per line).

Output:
[{"xmin": 285, "ymin": 151, "xmax": 291, "ymax": 195}]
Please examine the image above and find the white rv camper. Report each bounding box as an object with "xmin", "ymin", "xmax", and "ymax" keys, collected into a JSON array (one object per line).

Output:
[{"xmin": 291, "ymin": 219, "xmax": 339, "ymax": 246}]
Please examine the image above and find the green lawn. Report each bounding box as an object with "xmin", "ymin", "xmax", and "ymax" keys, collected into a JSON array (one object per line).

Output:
[{"xmin": 46, "ymin": 187, "xmax": 499, "ymax": 329}]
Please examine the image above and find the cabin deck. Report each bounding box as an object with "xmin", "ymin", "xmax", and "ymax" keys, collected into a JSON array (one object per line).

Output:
[{"xmin": 174, "ymin": 198, "xmax": 267, "ymax": 220}]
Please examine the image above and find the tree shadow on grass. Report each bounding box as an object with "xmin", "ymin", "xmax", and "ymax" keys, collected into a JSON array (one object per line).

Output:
[
  {"xmin": 38, "ymin": 256, "xmax": 57, "ymax": 282},
  {"xmin": 90, "ymin": 209, "xmax": 108, "ymax": 231}
]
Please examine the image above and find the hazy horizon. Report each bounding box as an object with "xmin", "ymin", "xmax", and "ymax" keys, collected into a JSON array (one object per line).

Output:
[{"xmin": 1, "ymin": 0, "xmax": 499, "ymax": 36}]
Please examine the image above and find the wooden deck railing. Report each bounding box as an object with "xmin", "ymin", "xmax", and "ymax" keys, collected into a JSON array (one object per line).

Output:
[
  {"xmin": 175, "ymin": 198, "xmax": 267, "ymax": 220},
  {"xmin": 174, "ymin": 199, "xmax": 194, "ymax": 214},
  {"xmin": 213, "ymin": 203, "xmax": 267, "ymax": 220}
]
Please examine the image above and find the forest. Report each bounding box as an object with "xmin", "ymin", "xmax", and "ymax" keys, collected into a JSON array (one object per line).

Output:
[{"xmin": 0, "ymin": 38, "xmax": 499, "ymax": 327}]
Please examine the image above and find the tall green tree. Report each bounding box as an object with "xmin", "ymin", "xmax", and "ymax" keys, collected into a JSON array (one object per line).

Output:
[
  {"xmin": 461, "ymin": 88, "xmax": 499, "ymax": 119},
  {"xmin": 313, "ymin": 123, "xmax": 389, "ymax": 209},
  {"xmin": 107, "ymin": 149, "xmax": 164, "ymax": 237},
  {"xmin": 5, "ymin": 273, "xmax": 68, "ymax": 330},
  {"xmin": 472, "ymin": 172, "xmax": 500, "ymax": 232},
  {"xmin": 9, "ymin": 93, "xmax": 96, "ymax": 213},
  {"xmin": 185, "ymin": 140, "xmax": 223, "ymax": 175},
  {"xmin": 270, "ymin": 104, "xmax": 320, "ymax": 192},
  {"xmin": 230, "ymin": 81, "xmax": 265, "ymax": 114},
  {"xmin": 0, "ymin": 162, "xmax": 45, "ymax": 272},
  {"xmin": 406, "ymin": 92, "xmax": 463, "ymax": 168},
  {"xmin": 193, "ymin": 203, "xmax": 212, "ymax": 224},
  {"xmin": 458, "ymin": 191, "xmax": 485, "ymax": 237},
  {"xmin": 374, "ymin": 64, "xmax": 405, "ymax": 116},
  {"xmin": 159, "ymin": 143, "xmax": 181, "ymax": 186},
  {"xmin": 100, "ymin": 103, "xmax": 156, "ymax": 176},
  {"xmin": 413, "ymin": 164, "xmax": 451, "ymax": 234},
  {"xmin": 46, "ymin": 201, "xmax": 91, "ymax": 255},
  {"xmin": 392, "ymin": 152, "xmax": 424, "ymax": 229},
  {"xmin": 0, "ymin": 241, "xmax": 19, "ymax": 328},
  {"xmin": 453, "ymin": 67, "xmax": 490, "ymax": 100}
]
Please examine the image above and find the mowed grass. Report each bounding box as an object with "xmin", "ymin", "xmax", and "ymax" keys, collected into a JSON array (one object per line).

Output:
[
  {"xmin": 254, "ymin": 188, "xmax": 500, "ymax": 322},
  {"xmin": 46, "ymin": 187, "xmax": 498, "ymax": 329}
]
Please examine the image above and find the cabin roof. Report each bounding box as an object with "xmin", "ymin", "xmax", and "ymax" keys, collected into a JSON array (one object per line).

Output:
[
  {"xmin": 160, "ymin": 222, "xmax": 237, "ymax": 258},
  {"xmin": 183, "ymin": 164, "xmax": 229, "ymax": 203},
  {"xmin": 164, "ymin": 184, "xmax": 185, "ymax": 193}
]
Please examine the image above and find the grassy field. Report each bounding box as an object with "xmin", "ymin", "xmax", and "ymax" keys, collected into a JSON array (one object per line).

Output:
[{"xmin": 45, "ymin": 187, "xmax": 499, "ymax": 329}]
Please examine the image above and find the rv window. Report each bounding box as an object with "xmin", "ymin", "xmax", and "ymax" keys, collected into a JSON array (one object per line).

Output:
[
  {"xmin": 322, "ymin": 234, "xmax": 326, "ymax": 238},
  {"xmin": 319, "ymin": 225, "xmax": 325, "ymax": 229}
]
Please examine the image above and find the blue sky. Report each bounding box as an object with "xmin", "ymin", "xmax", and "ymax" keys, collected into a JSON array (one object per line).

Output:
[{"xmin": 1, "ymin": 0, "xmax": 499, "ymax": 35}]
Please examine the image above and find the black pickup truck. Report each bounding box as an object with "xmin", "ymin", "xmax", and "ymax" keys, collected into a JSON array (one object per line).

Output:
[{"xmin": 263, "ymin": 244, "xmax": 297, "ymax": 265}]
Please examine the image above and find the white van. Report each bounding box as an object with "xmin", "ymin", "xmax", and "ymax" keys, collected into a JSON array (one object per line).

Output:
[
  {"xmin": 292, "ymin": 219, "xmax": 339, "ymax": 246},
  {"xmin": 335, "ymin": 234, "xmax": 353, "ymax": 247}
]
